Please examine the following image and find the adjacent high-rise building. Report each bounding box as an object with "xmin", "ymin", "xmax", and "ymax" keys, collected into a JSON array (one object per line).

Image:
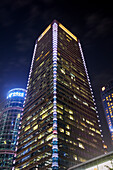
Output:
[
  {"xmin": 101, "ymin": 80, "xmax": 113, "ymax": 141},
  {"xmin": 15, "ymin": 20, "xmax": 104, "ymax": 170},
  {"xmin": 0, "ymin": 88, "xmax": 26, "ymax": 169}
]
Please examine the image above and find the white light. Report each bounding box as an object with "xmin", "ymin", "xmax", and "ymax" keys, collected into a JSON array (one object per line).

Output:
[
  {"xmin": 26, "ymin": 43, "xmax": 37, "ymax": 89},
  {"xmin": 52, "ymin": 22, "xmax": 58, "ymax": 168}
]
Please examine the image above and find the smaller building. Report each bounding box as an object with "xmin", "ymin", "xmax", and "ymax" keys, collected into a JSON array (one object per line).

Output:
[
  {"xmin": 101, "ymin": 80, "xmax": 113, "ymax": 141},
  {"xmin": 68, "ymin": 151, "xmax": 113, "ymax": 170},
  {"xmin": 0, "ymin": 88, "xmax": 26, "ymax": 169}
]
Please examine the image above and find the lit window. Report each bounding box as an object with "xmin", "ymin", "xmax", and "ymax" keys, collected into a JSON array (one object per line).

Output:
[
  {"xmin": 26, "ymin": 116, "xmax": 32, "ymax": 121},
  {"xmin": 73, "ymin": 95, "xmax": 77, "ymax": 99},
  {"xmin": 61, "ymin": 69, "xmax": 65, "ymax": 74},
  {"xmin": 48, "ymin": 127, "xmax": 53, "ymax": 133},
  {"xmin": 69, "ymin": 110, "xmax": 73, "ymax": 114},
  {"xmin": 38, "ymin": 133, "xmax": 44, "ymax": 139},
  {"xmin": 46, "ymin": 134, "xmax": 53, "ymax": 141},
  {"xmin": 103, "ymin": 144, "xmax": 107, "ymax": 149},
  {"xmin": 58, "ymin": 115, "xmax": 63, "ymax": 120},
  {"xmin": 66, "ymin": 131, "xmax": 70, "ymax": 136},
  {"xmin": 33, "ymin": 124, "xmax": 38, "ymax": 130},
  {"xmin": 44, "ymin": 51, "xmax": 50, "ymax": 57},
  {"xmin": 73, "ymin": 142, "xmax": 77, "ymax": 146},
  {"xmin": 83, "ymin": 101, "xmax": 88, "ymax": 106},
  {"xmin": 68, "ymin": 115, "xmax": 74, "ymax": 120},
  {"xmin": 39, "ymin": 61, "xmax": 44, "ymax": 67},
  {"xmin": 90, "ymin": 127, "xmax": 95, "ymax": 132},
  {"xmin": 59, "ymin": 128, "xmax": 64, "ymax": 133},
  {"xmin": 4, "ymin": 140, "xmax": 7, "ymax": 144},
  {"xmin": 81, "ymin": 122, "xmax": 87, "ymax": 127},
  {"xmin": 79, "ymin": 143, "xmax": 85, "ymax": 149},
  {"xmin": 42, "ymin": 113, "xmax": 48, "ymax": 120},
  {"xmin": 90, "ymin": 106, "xmax": 96, "ymax": 111},
  {"xmin": 33, "ymin": 115, "xmax": 38, "ymax": 121},
  {"xmin": 79, "ymin": 157, "xmax": 86, "ymax": 162},
  {"xmin": 17, "ymin": 114, "xmax": 20, "ymax": 119},
  {"xmin": 67, "ymin": 38, "xmax": 70, "ymax": 42},
  {"xmin": 73, "ymin": 155, "xmax": 77, "ymax": 160},
  {"xmin": 96, "ymin": 130, "xmax": 101, "ymax": 135},
  {"xmin": 66, "ymin": 34, "xmax": 72, "ymax": 40},
  {"xmin": 57, "ymin": 104, "xmax": 63, "ymax": 109},
  {"xmin": 86, "ymin": 120, "xmax": 94, "ymax": 126},
  {"xmin": 66, "ymin": 125, "xmax": 70, "ymax": 129},
  {"xmin": 58, "ymin": 52, "xmax": 60, "ymax": 56},
  {"xmin": 24, "ymin": 125, "xmax": 30, "ymax": 132},
  {"xmin": 57, "ymin": 109, "xmax": 63, "ymax": 114},
  {"xmin": 89, "ymin": 132, "xmax": 94, "ymax": 136}
]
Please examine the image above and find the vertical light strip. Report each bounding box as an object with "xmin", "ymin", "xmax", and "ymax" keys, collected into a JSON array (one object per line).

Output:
[
  {"xmin": 26, "ymin": 43, "xmax": 37, "ymax": 91},
  {"xmin": 52, "ymin": 22, "xmax": 58, "ymax": 169},
  {"xmin": 24, "ymin": 43, "xmax": 37, "ymax": 104},
  {"xmin": 78, "ymin": 41, "xmax": 104, "ymax": 142}
]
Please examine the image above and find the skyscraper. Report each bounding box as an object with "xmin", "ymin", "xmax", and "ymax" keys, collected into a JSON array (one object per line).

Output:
[
  {"xmin": 15, "ymin": 20, "xmax": 104, "ymax": 170},
  {"xmin": 101, "ymin": 80, "xmax": 113, "ymax": 141},
  {"xmin": 0, "ymin": 88, "xmax": 26, "ymax": 169}
]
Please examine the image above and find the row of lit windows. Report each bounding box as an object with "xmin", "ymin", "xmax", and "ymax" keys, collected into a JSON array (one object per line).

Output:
[
  {"xmin": 57, "ymin": 51, "xmax": 85, "ymax": 77},
  {"xmin": 57, "ymin": 73, "xmax": 93, "ymax": 103},
  {"xmin": 57, "ymin": 110, "xmax": 101, "ymax": 140},
  {"xmin": 57, "ymin": 91, "xmax": 96, "ymax": 121},
  {"xmin": 17, "ymin": 130, "xmax": 53, "ymax": 159},
  {"xmin": 16, "ymin": 150, "xmax": 52, "ymax": 169},
  {"xmin": 29, "ymin": 67, "xmax": 53, "ymax": 93},
  {"xmin": 58, "ymin": 120, "xmax": 99, "ymax": 143},
  {"xmin": 57, "ymin": 95, "xmax": 97, "ymax": 125},
  {"xmin": 58, "ymin": 61, "xmax": 86, "ymax": 85},
  {"xmin": 22, "ymin": 104, "xmax": 53, "ymax": 132},
  {"xmin": 20, "ymin": 115, "xmax": 52, "ymax": 144},
  {"xmin": 57, "ymin": 107, "xmax": 100, "ymax": 133},
  {"xmin": 58, "ymin": 133, "xmax": 98, "ymax": 162}
]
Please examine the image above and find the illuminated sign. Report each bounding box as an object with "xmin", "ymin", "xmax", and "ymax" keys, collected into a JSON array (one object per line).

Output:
[{"xmin": 7, "ymin": 91, "xmax": 25, "ymax": 98}]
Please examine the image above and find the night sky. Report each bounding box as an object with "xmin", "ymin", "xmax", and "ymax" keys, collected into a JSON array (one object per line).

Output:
[{"xmin": 0, "ymin": 0, "xmax": 113, "ymax": 150}]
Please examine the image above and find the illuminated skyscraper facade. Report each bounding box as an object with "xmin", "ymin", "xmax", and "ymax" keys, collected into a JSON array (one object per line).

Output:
[
  {"xmin": 15, "ymin": 20, "xmax": 104, "ymax": 170},
  {"xmin": 0, "ymin": 88, "xmax": 26, "ymax": 169},
  {"xmin": 101, "ymin": 80, "xmax": 113, "ymax": 141}
]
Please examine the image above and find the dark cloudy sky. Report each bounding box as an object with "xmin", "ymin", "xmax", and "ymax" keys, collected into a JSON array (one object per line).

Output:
[{"xmin": 0, "ymin": 0, "xmax": 113, "ymax": 150}]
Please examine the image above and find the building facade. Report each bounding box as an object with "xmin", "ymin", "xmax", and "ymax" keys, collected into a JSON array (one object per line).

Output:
[
  {"xmin": 15, "ymin": 20, "xmax": 104, "ymax": 170},
  {"xmin": 101, "ymin": 80, "xmax": 113, "ymax": 141},
  {"xmin": 0, "ymin": 88, "xmax": 26, "ymax": 169}
]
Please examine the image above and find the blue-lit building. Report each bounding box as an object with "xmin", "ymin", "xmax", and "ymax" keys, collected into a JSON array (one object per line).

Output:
[
  {"xmin": 101, "ymin": 80, "xmax": 113, "ymax": 141},
  {"xmin": 0, "ymin": 88, "xmax": 26, "ymax": 169}
]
